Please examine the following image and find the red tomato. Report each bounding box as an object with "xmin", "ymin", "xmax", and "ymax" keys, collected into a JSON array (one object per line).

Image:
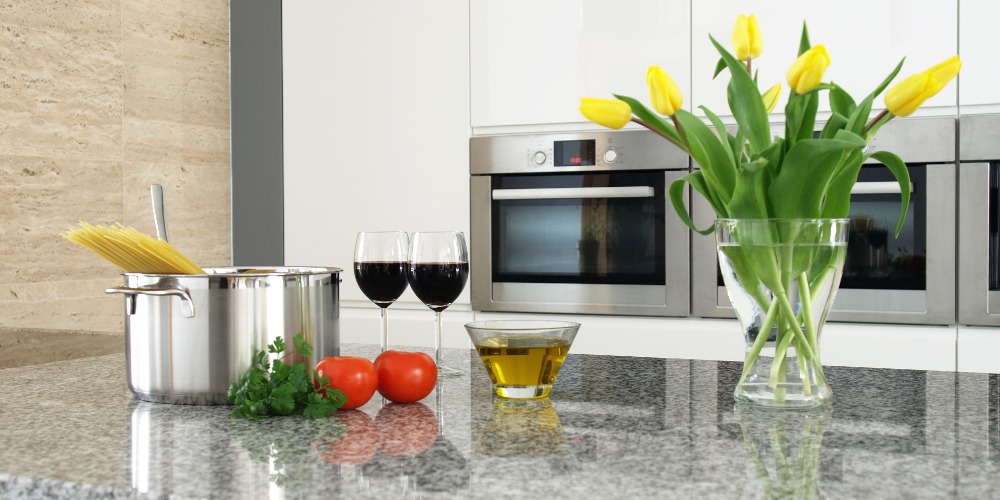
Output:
[
  {"xmin": 373, "ymin": 350, "xmax": 437, "ymax": 404},
  {"xmin": 314, "ymin": 356, "xmax": 378, "ymax": 410},
  {"xmin": 316, "ymin": 410, "xmax": 379, "ymax": 464},
  {"xmin": 375, "ymin": 402, "xmax": 438, "ymax": 456}
]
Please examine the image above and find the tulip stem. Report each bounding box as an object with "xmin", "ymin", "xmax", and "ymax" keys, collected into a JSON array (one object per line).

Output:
[
  {"xmin": 670, "ymin": 114, "xmax": 689, "ymax": 151},
  {"xmin": 631, "ymin": 117, "xmax": 690, "ymax": 155},
  {"xmin": 746, "ymin": 59, "xmax": 752, "ymax": 76},
  {"xmin": 862, "ymin": 109, "xmax": 890, "ymax": 136}
]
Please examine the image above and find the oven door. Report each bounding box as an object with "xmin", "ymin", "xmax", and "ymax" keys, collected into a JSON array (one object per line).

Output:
[
  {"xmin": 692, "ymin": 163, "xmax": 955, "ymax": 325},
  {"xmin": 958, "ymin": 161, "xmax": 1000, "ymax": 326},
  {"xmin": 470, "ymin": 171, "xmax": 689, "ymax": 316}
]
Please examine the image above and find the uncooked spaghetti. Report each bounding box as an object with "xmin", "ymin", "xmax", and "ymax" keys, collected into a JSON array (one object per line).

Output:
[{"xmin": 63, "ymin": 222, "xmax": 205, "ymax": 274}]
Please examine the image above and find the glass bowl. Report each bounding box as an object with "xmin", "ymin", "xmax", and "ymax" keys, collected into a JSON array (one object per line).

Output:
[{"xmin": 464, "ymin": 320, "xmax": 580, "ymax": 399}]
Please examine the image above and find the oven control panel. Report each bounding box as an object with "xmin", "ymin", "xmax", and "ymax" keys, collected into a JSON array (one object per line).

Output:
[{"xmin": 472, "ymin": 130, "xmax": 688, "ymax": 175}]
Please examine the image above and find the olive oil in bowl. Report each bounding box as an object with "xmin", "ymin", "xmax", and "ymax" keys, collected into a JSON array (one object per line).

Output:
[{"xmin": 466, "ymin": 321, "xmax": 580, "ymax": 399}]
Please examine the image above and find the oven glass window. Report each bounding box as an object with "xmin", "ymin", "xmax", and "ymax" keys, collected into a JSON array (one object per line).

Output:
[
  {"xmin": 990, "ymin": 162, "xmax": 1000, "ymax": 291},
  {"xmin": 841, "ymin": 164, "xmax": 926, "ymax": 290},
  {"xmin": 492, "ymin": 172, "xmax": 665, "ymax": 285}
]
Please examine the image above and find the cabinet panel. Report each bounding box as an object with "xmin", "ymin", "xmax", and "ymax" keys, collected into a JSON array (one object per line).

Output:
[
  {"xmin": 692, "ymin": 0, "xmax": 958, "ymax": 120},
  {"xmin": 959, "ymin": 0, "xmax": 1000, "ymax": 109},
  {"xmin": 471, "ymin": 0, "xmax": 690, "ymax": 129},
  {"xmin": 282, "ymin": 2, "xmax": 472, "ymax": 307}
]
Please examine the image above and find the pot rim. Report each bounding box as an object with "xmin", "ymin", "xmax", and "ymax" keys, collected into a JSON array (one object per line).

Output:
[{"xmin": 121, "ymin": 266, "xmax": 342, "ymax": 277}]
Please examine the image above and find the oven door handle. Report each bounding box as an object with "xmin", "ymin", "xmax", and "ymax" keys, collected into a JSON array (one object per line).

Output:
[
  {"xmin": 850, "ymin": 181, "xmax": 914, "ymax": 195},
  {"xmin": 492, "ymin": 186, "xmax": 655, "ymax": 200}
]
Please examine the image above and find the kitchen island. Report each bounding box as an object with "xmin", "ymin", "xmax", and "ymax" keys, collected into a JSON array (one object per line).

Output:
[{"xmin": 1, "ymin": 344, "xmax": 998, "ymax": 499}]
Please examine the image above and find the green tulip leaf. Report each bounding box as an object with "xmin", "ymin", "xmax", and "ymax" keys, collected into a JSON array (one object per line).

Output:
[
  {"xmin": 798, "ymin": 22, "xmax": 811, "ymax": 56},
  {"xmin": 868, "ymin": 150, "xmax": 911, "ymax": 237},
  {"xmin": 832, "ymin": 128, "xmax": 867, "ymax": 147},
  {"xmin": 820, "ymin": 149, "xmax": 865, "ymax": 219},
  {"xmin": 829, "ymin": 84, "xmax": 857, "ymax": 117},
  {"xmin": 713, "ymin": 58, "xmax": 728, "ymax": 79},
  {"xmin": 727, "ymin": 160, "xmax": 772, "ymax": 219},
  {"xmin": 869, "ymin": 57, "xmax": 906, "ymax": 101},
  {"xmin": 820, "ymin": 112, "xmax": 849, "ymax": 139},
  {"xmin": 669, "ymin": 172, "xmax": 723, "ymax": 235},
  {"xmin": 699, "ymin": 105, "xmax": 737, "ymax": 169},
  {"xmin": 710, "ymin": 34, "xmax": 771, "ymax": 154},
  {"xmin": 675, "ymin": 109, "xmax": 737, "ymax": 202},
  {"xmin": 845, "ymin": 94, "xmax": 873, "ymax": 135},
  {"xmin": 612, "ymin": 94, "xmax": 681, "ymax": 143},
  {"xmin": 732, "ymin": 128, "xmax": 748, "ymax": 165},
  {"xmin": 768, "ymin": 139, "xmax": 861, "ymax": 219},
  {"xmin": 784, "ymin": 92, "xmax": 819, "ymax": 148}
]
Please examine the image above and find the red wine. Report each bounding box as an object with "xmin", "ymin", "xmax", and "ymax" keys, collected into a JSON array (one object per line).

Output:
[
  {"xmin": 355, "ymin": 261, "xmax": 408, "ymax": 307},
  {"xmin": 407, "ymin": 262, "xmax": 469, "ymax": 312}
]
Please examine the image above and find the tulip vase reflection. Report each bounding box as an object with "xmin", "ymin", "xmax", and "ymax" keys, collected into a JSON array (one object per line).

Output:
[
  {"xmin": 719, "ymin": 219, "xmax": 848, "ymax": 408},
  {"xmin": 734, "ymin": 405, "xmax": 830, "ymax": 499}
]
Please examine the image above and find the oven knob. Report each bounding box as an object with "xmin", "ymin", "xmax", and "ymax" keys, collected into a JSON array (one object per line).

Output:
[
  {"xmin": 604, "ymin": 149, "xmax": 618, "ymax": 163},
  {"xmin": 533, "ymin": 151, "xmax": 547, "ymax": 164}
]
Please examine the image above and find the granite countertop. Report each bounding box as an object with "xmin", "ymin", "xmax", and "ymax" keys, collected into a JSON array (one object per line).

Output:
[{"xmin": 2, "ymin": 343, "xmax": 999, "ymax": 499}]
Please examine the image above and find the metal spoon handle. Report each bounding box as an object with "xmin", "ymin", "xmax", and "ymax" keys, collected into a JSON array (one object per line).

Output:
[{"xmin": 150, "ymin": 184, "xmax": 169, "ymax": 242}]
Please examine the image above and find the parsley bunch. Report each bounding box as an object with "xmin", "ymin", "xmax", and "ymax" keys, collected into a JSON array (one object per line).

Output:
[{"xmin": 228, "ymin": 333, "xmax": 346, "ymax": 420}]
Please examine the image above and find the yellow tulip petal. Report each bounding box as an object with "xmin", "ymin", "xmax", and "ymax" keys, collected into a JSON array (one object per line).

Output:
[
  {"xmin": 732, "ymin": 14, "xmax": 751, "ymax": 61},
  {"xmin": 580, "ymin": 98, "xmax": 632, "ymax": 129},
  {"xmin": 786, "ymin": 45, "xmax": 830, "ymax": 94},
  {"xmin": 747, "ymin": 14, "xmax": 763, "ymax": 59},
  {"xmin": 646, "ymin": 66, "xmax": 683, "ymax": 116},
  {"xmin": 762, "ymin": 83, "xmax": 781, "ymax": 114},
  {"xmin": 928, "ymin": 55, "xmax": 961, "ymax": 87}
]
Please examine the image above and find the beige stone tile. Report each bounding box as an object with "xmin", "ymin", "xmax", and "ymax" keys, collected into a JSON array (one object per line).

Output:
[
  {"xmin": 0, "ymin": 330, "xmax": 124, "ymax": 368},
  {"xmin": 0, "ymin": 278, "xmax": 124, "ymax": 332},
  {"xmin": 123, "ymin": 116, "xmax": 230, "ymax": 167},
  {"xmin": 0, "ymin": 155, "xmax": 124, "ymax": 283},
  {"xmin": 0, "ymin": 0, "xmax": 121, "ymax": 43},
  {"xmin": 0, "ymin": 23, "xmax": 123, "ymax": 161},
  {"xmin": 123, "ymin": 162, "xmax": 231, "ymax": 268},
  {"xmin": 123, "ymin": 45, "xmax": 230, "ymax": 128},
  {"xmin": 122, "ymin": 0, "xmax": 229, "ymax": 61}
]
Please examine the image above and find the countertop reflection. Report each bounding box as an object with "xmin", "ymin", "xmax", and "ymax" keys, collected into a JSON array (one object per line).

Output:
[{"xmin": 2, "ymin": 344, "xmax": 1000, "ymax": 499}]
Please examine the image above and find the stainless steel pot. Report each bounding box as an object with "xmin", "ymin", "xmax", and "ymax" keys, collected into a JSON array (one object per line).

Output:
[{"xmin": 107, "ymin": 267, "xmax": 341, "ymax": 405}]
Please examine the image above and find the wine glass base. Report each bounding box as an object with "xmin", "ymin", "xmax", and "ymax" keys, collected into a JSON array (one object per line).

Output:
[{"xmin": 437, "ymin": 365, "xmax": 463, "ymax": 378}]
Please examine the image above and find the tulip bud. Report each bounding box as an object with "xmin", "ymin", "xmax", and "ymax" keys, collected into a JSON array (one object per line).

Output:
[
  {"xmin": 786, "ymin": 45, "xmax": 830, "ymax": 94},
  {"xmin": 579, "ymin": 98, "xmax": 632, "ymax": 129},
  {"xmin": 732, "ymin": 14, "xmax": 763, "ymax": 62},
  {"xmin": 646, "ymin": 66, "xmax": 683, "ymax": 116},
  {"xmin": 762, "ymin": 83, "xmax": 781, "ymax": 114},
  {"xmin": 884, "ymin": 56, "xmax": 961, "ymax": 117}
]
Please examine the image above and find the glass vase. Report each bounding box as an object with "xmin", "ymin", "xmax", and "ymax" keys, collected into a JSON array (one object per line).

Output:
[{"xmin": 716, "ymin": 218, "xmax": 849, "ymax": 408}]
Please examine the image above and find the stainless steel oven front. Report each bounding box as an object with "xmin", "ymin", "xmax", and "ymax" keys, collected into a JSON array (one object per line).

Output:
[
  {"xmin": 470, "ymin": 130, "xmax": 690, "ymax": 316},
  {"xmin": 692, "ymin": 116, "xmax": 956, "ymax": 325},
  {"xmin": 959, "ymin": 114, "xmax": 1000, "ymax": 326}
]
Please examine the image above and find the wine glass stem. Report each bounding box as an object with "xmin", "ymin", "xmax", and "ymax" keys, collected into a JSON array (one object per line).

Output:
[
  {"xmin": 380, "ymin": 306, "xmax": 388, "ymax": 353},
  {"xmin": 435, "ymin": 310, "xmax": 443, "ymax": 367}
]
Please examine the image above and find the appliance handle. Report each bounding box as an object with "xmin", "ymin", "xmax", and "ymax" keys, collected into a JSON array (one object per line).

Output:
[
  {"xmin": 106, "ymin": 286, "xmax": 195, "ymax": 318},
  {"xmin": 850, "ymin": 181, "xmax": 914, "ymax": 195},
  {"xmin": 492, "ymin": 186, "xmax": 655, "ymax": 200}
]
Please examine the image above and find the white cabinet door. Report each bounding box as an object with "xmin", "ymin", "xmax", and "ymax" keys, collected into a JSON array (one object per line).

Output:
[
  {"xmin": 282, "ymin": 2, "xmax": 472, "ymax": 308},
  {"xmin": 692, "ymin": 0, "xmax": 958, "ymax": 121},
  {"xmin": 470, "ymin": 0, "xmax": 691, "ymax": 132},
  {"xmin": 959, "ymin": 0, "xmax": 1000, "ymax": 111}
]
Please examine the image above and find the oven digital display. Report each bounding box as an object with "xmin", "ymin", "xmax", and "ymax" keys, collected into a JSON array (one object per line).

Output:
[{"xmin": 554, "ymin": 140, "xmax": 596, "ymax": 166}]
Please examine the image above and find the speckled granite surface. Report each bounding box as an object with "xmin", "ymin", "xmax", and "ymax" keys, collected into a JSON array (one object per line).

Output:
[{"xmin": 2, "ymin": 345, "xmax": 1000, "ymax": 499}]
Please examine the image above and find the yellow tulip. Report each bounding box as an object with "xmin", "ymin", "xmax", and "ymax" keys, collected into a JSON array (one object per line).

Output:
[
  {"xmin": 884, "ymin": 56, "xmax": 961, "ymax": 117},
  {"xmin": 646, "ymin": 66, "xmax": 683, "ymax": 116},
  {"xmin": 732, "ymin": 14, "xmax": 763, "ymax": 61},
  {"xmin": 762, "ymin": 83, "xmax": 781, "ymax": 114},
  {"xmin": 786, "ymin": 45, "xmax": 830, "ymax": 94},
  {"xmin": 579, "ymin": 98, "xmax": 632, "ymax": 129}
]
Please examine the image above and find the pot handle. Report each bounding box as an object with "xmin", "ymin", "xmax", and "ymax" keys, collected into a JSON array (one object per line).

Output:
[{"xmin": 106, "ymin": 286, "xmax": 195, "ymax": 318}]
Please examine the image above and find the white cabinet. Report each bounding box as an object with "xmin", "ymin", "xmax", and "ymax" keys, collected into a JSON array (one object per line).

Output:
[
  {"xmin": 470, "ymin": 0, "xmax": 691, "ymax": 132},
  {"xmin": 282, "ymin": 2, "xmax": 472, "ymax": 308},
  {"xmin": 959, "ymin": 0, "xmax": 1000, "ymax": 111},
  {"xmin": 958, "ymin": 326, "xmax": 1000, "ymax": 373},
  {"xmin": 692, "ymin": 0, "xmax": 958, "ymax": 121}
]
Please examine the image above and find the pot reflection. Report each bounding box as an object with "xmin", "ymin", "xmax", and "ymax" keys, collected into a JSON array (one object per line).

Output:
[{"xmin": 734, "ymin": 405, "xmax": 830, "ymax": 500}]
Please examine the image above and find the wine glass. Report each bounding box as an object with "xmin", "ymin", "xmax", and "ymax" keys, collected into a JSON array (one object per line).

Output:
[
  {"xmin": 355, "ymin": 232, "xmax": 410, "ymax": 352},
  {"xmin": 407, "ymin": 231, "xmax": 469, "ymax": 377}
]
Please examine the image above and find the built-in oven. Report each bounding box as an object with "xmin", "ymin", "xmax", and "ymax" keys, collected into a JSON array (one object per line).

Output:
[
  {"xmin": 959, "ymin": 114, "xmax": 1000, "ymax": 326},
  {"xmin": 470, "ymin": 131, "xmax": 690, "ymax": 316},
  {"xmin": 692, "ymin": 116, "xmax": 956, "ymax": 325}
]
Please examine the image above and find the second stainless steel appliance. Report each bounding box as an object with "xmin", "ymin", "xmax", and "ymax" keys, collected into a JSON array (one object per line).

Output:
[
  {"xmin": 959, "ymin": 114, "xmax": 1000, "ymax": 326},
  {"xmin": 692, "ymin": 116, "xmax": 956, "ymax": 325},
  {"xmin": 470, "ymin": 130, "xmax": 690, "ymax": 316}
]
